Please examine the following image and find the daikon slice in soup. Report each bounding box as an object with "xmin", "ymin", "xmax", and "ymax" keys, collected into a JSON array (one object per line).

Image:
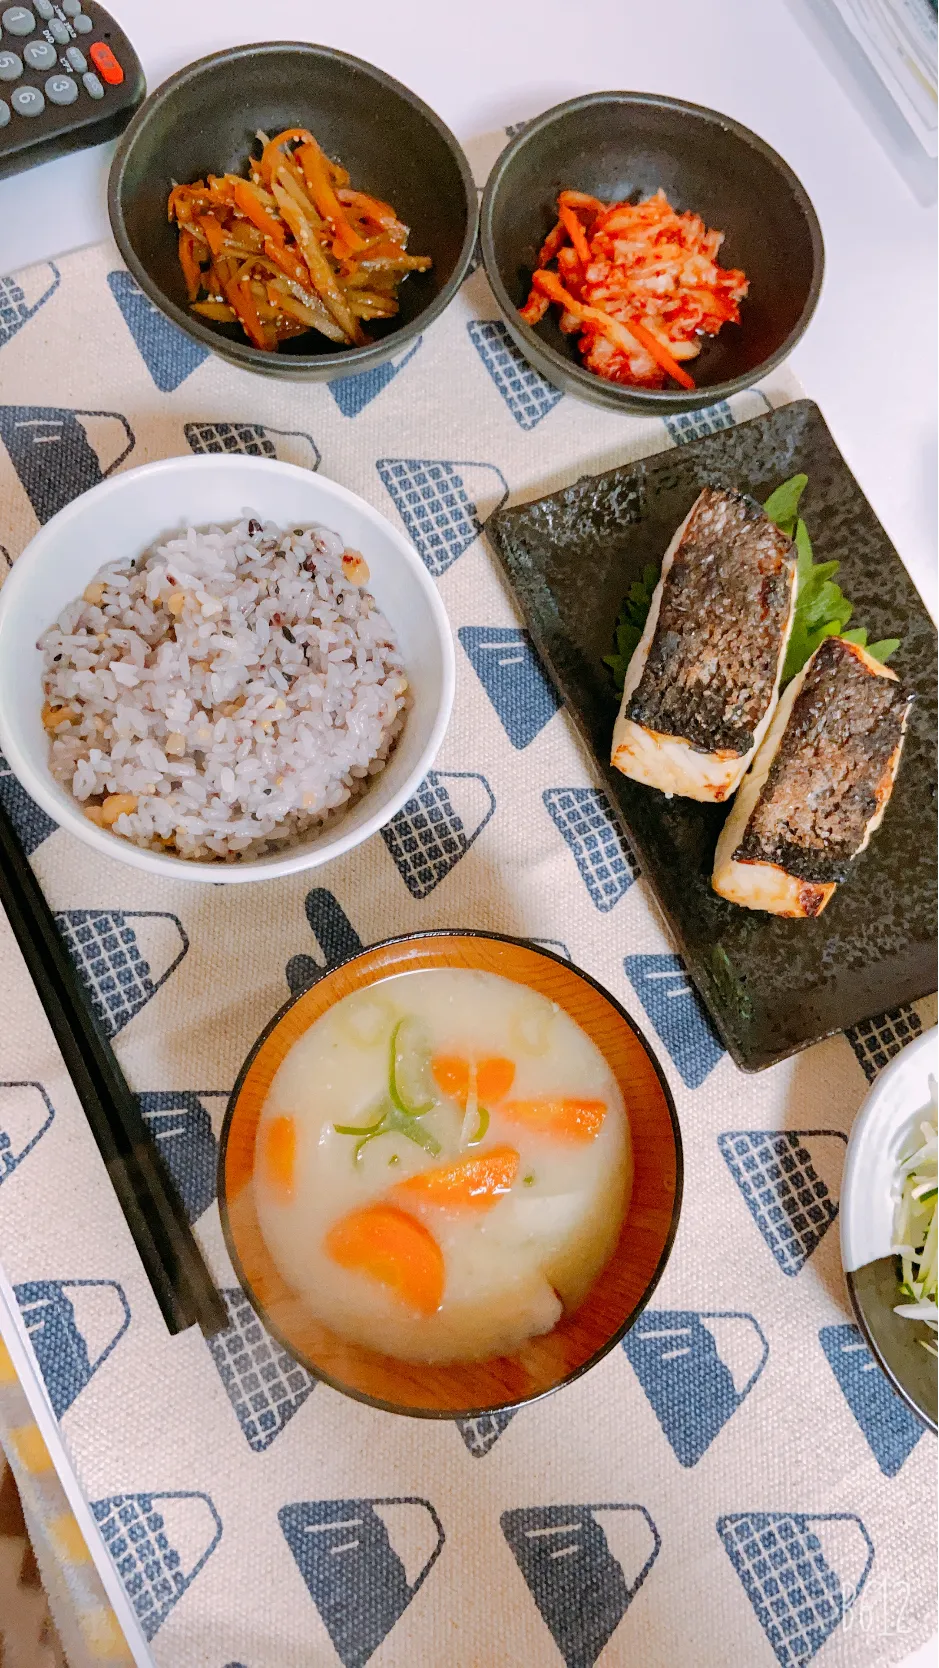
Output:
[{"xmin": 254, "ymin": 968, "xmax": 632, "ymax": 1363}]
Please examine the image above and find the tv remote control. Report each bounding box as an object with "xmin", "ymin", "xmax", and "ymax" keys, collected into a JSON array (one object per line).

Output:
[{"xmin": 0, "ymin": 1, "xmax": 144, "ymax": 181}]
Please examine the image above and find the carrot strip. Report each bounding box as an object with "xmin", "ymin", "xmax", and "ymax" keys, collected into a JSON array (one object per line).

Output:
[
  {"xmin": 532, "ymin": 270, "xmax": 696, "ymax": 390},
  {"xmin": 177, "ymin": 230, "xmax": 203, "ymax": 302},
  {"xmin": 260, "ymin": 1115, "xmax": 296, "ymax": 1198},
  {"xmin": 324, "ymin": 1204, "xmax": 444, "ymax": 1314},
  {"xmin": 538, "ymin": 218, "xmax": 566, "ymax": 265},
  {"xmin": 501, "ymin": 1097, "xmax": 607, "ymax": 1143},
  {"xmin": 230, "ymin": 178, "xmax": 288, "ymax": 247},
  {"xmin": 394, "ymin": 1145, "xmax": 520, "ymax": 1212},
  {"xmin": 558, "ymin": 190, "xmax": 606, "ymax": 214},
  {"xmin": 559, "ymin": 205, "xmax": 592, "ymax": 268},
  {"xmin": 297, "ymin": 140, "xmax": 366, "ymax": 254}
]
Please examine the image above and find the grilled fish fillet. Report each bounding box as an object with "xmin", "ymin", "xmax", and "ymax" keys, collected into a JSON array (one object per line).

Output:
[
  {"xmin": 612, "ymin": 486, "xmax": 797, "ymax": 802},
  {"xmin": 712, "ymin": 636, "xmax": 912, "ymax": 917}
]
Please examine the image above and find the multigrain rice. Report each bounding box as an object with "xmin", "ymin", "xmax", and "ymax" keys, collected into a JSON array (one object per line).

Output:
[{"xmin": 40, "ymin": 516, "xmax": 408, "ymax": 861}]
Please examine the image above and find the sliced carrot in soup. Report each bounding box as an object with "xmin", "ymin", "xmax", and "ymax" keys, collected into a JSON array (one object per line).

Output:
[
  {"xmin": 394, "ymin": 1145, "xmax": 520, "ymax": 1212},
  {"xmin": 260, "ymin": 1115, "xmax": 296, "ymax": 1198},
  {"xmin": 476, "ymin": 1057, "xmax": 516, "ymax": 1101},
  {"xmin": 431, "ymin": 1054, "xmax": 515, "ymax": 1106},
  {"xmin": 501, "ymin": 1097, "xmax": 606, "ymax": 1143},
  {"xmin": 324, "ymin": 1204, "xmax": 444, "ymax": 1315}
]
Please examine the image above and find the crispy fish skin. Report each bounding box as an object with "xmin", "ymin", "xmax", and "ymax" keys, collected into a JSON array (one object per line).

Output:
[
  {"xmin": 612, "ymin": 486, "xmax": 796, "ymax": 802},
  {"xmin": 712, "ymin": 636, "xmax": 912, "ymax": 917}
]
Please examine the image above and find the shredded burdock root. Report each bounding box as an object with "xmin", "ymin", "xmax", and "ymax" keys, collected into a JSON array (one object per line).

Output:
[
  {"xmin": 167, "ymin": 128, "xmax": 432, "ymax": 351},
  {"xmin": 519, "ymin": 187, "xmax": 748, "ymax": 391}
]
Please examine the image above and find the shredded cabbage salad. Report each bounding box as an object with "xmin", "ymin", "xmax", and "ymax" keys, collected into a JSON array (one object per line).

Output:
[{"xmin": 892, "ymin": 1089, "xmax": 937, "ymax": 1356}]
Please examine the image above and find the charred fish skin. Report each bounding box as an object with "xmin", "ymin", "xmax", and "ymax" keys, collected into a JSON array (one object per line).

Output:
[
  {"xmin": 626, "ymin": 486, "xmax": 796, "ymax": 755},
  {"xmin": 712, "ymin": 636, "xmax": 912, "ymax": 918}
]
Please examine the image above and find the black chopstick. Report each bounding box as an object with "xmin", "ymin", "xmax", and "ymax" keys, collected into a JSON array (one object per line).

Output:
[{"xmin": 0, "ymin": 799, "xmax": 227, "ymax": 1338}]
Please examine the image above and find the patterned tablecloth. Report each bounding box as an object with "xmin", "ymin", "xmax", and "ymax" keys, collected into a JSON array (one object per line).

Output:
[{"xmin": 0, "ymin": 226, "xmax": 935, "ymax": 1668}]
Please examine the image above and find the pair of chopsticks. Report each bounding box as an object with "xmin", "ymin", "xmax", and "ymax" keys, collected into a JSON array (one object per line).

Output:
[{"xmin": 0, "ymin": 799, "xmax": 226, "ymax": 1338}]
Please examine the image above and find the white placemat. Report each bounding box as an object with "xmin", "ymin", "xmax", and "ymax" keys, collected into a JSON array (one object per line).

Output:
[{"xmin": 0, "ymin": 237, "xmax": 935, "ymax": 1668}]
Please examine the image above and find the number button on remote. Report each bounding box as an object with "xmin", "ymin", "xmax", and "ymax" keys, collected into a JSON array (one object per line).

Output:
[
  {"xmin": 72, "ymin": 12, "xmax": 92, "ymax": 31},
  {"xmin": 24, "ymin": 39, "xmax": 56, "ymax": 70},
  {"xmin": 45, "ymin": 72, "xmax": 77, "ymax": 103},
  {"xmin": 60, "ymin": 0, "xmax": 80, "ymax": 12},
  {"xmin": 33, "ymin": 0, "xmax": 53, "ymax": 13},
  {"xmin": 81, "ymin": 68, "xmax": 102, "ymax": 97},
  {"xmin": 1, "ymin": 7, "xmax": 35, "ymax": 34},
  {"xmin": 11, "ymin": 83, "xmax": 44, "ymax": 115},
  {"xmin": 47, "ymin": 16, "xmax": 69, "ymax": 41},
  {"xmin": 0, "ymin": 98, "xmax": 9, "ymax": 126},
  {"xmin": 0, "ymin": 50, "xmax": 22, "ymax": 79},
  {"xmin": 65, "ymin": 45, "xmax": 86, "ymax": 70}
]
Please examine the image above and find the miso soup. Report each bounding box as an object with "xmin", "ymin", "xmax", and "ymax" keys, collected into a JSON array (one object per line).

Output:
[{"xmin": 254, "ymin": 968, "xmax": 631, "ymax": 1363}]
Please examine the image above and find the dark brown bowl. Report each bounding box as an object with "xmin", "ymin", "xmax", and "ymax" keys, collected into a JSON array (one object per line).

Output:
[
  {"xmin": 108, "ymin": 42, "xmax": 477, "ymax": 382},
  {"xmin": 218, "ymin": 932, "xmax": 683, "ymax": 1418},
  {"xmin": 480, "ymin": 91, "xmax": 824, "ymax": 413}
]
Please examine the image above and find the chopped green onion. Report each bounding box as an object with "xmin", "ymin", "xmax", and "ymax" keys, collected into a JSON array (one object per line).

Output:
[
  {"xmin": 523, "ymin": 1173, "xmax": 535, "ymax": 1187},
  {"xmin": 389, "ymin": 1018, "xmax": 436, "ymax": 1116},
  {"xmin": 467, "ymin": 1106, "xmax": 490, "ymax": 1146}
]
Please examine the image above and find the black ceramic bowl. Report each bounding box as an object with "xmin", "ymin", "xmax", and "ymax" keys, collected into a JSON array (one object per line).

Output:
[
  {"xmin": 480, "ymin": 92, "xmax": 824, "ymax": 414},
  {"xmin": 108, "ymin": 42, "xmax": 477, "ymax": 382}
]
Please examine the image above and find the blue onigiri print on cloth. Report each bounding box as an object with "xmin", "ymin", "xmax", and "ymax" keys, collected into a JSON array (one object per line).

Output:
[
  {"xmin": 93, "ymin": 1490, "xmax": 222, "ymax": 1642},
  {"xmin": 0, "ymin": 262, "xmax": 59, "ymax": 350},
  {"xmin": 717, "ymin": 1511, "xmax": 874, "ymax": 1668},
  {"xmin": 376, "ymin": 458, "xmax": 508, "ymax": 577},
  {"xmin": 15, "ymin": 1279, "xmax": 130, "ymax": 1418},
  {"xmin": 382, "ymin": 771, "xmax": 495, "ymax": 899},
  {"xmin": 0, "ymin": 1081, "xmax": 54, "ymax": 1183},
  {"xmin": 845, "ymin": 1005, "xmax": 923, "ymax": 1083},
  {"xmin": 184, "ymin": 421, "xmax": 320, "ymax": 471},
  {"xmin": 279, "ymin": 1497, "xmax": 445, "ymax": 1668},
  {"xmin": 467, "ymin": 321, "xmax": 562, "ymax": 430},
  {"xmin": 0, "ymin": 752, "xmax": 56, "ymax": 855},
  {"xmin": 107, "ymin": 271, "xmax": 209, "ymax": 392},
  {"xmin": 664, "ymin": 401, "xmax": 736, "ymax": 446},
  {"xmin": 329, "ymin": 339, "xmax": 423, "ymax": 418},
  {"xmin": 819, "ymin": 1324, "xmax": 924, "ymax": 1477},
  {"xmin": 543, "ymin": 788, "xmax": 636, "ymax": 914},
  {"xmin": 501, "ymin": 1504, "xmax": 661, "ymax": 1668},
  {"xmin": 286, "ymin": 887, "xmax": 363, "ymax": 995},
  {"xmin": 623, "ymin": 1310, "xmax": 768, "ymax": 1467},
  {"xmin": 136, "ymin": 1092, "xmax": 225, "ymax": 1224},
  {"xmin": 459, "ymin": 627, "xmax": 560, "ymax": 749},
  {"xmin": 718, "ymin": 1130, "xmax": 847, "ymax": 1276},
  {"xmin": 207, "ymin": 1290, "xmax": 315, "ymax": 1452},
  {"xmin": 623, "ymin": 954, "xmax": 724, "ymax": 1089},
  {"xmin": 0, "ymin": 405, "xmax": 134, "ymax": 524},
  {"xmin": 55, "ymin": 910, "xmax": 188, "ymax": 1039},
  {"xmin": 455, "ymin": 1409, "xmax": 517, "ymax": 1457}
]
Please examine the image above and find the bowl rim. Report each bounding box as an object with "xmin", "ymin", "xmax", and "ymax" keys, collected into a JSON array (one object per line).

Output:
[
  {"xmin": 107, "ymin": 39, "xmax": 479, "ymax": 374},
  {"xmin": 479, "ymin": 88, "xmax": 825, "ymax": 408},
  {"xmin": 217, "ymin": 928, "xmax": 685, "ymax": 1418},
  {"xmin": 0, "ymin": 452, "xmax": 456, "ymax": 884},
  {"xmin": 841, "ymin": 1026, "xmax": 937, "ymax": 1433}
]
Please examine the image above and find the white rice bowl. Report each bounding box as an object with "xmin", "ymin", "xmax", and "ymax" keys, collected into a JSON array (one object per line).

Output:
[{"xmin": 39, "ymin": 516, "xmax": 409, "ymax": 861}]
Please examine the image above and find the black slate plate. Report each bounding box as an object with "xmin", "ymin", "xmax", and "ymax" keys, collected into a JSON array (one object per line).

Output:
[{"xmin": 486, "ymin": 399, "xmax": 938, "ymax": 1071}]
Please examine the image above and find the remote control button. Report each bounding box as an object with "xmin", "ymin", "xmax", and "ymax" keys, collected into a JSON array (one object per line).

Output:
[
  {"xmin": 47, "ymin": 16, "xmax": 69, "ymax": 41},
  {"xmin": 33, "ymin": 0, "xmax": 53, "ymax": 14},
  {"xmin": 72, "ymin": 11, "xmax": 92, "ymax": 31},
  {"xmin": 0, "ymin": 50, "xmax": 22, "ymax": 79},
  {"xmin": 89, "ymin": 40, "xmax": 122, "ymax": 84},
  {"xmin": 11, "ymin": 82, "xmax": 44, "ymax": 115},
  {"xmin": 45, "ymin": 71, "xmax": 76, "ymax": 103},
  {"xmin": 2, "ymin": 7, "xmax": 35, "ymax": 34},
  {"xmin": 24, "ymin": 39, "xmax": 56, "ymax": 69},
  {"xmin": 60, "ymin": 0, "xmax": 80, "ymax": 12},
  {"xmin": 65, "ymin": 45, "xmax": 85, "ymax": 70},
  {"xmin": 0, "ymin": 98, "xmax": 9, "ymax": 126},
  {"xmin": 81, "ymin": 67, "xmax": 102, "ymax": 97}
]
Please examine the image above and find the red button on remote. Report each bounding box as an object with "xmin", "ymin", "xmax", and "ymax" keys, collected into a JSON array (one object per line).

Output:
[{"xmin": 89, "ymin": 41, "xmax": 123, "ymax": 85}]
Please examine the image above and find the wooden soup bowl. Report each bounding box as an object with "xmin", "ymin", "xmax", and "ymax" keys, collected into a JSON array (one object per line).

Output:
[{"xmin": 219, "ymin": 932, "xmax": 683, "ymax": 1417}]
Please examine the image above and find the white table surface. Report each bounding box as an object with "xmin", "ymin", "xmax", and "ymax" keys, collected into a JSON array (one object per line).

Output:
[{"xmin": 0, "ymin": 3, "xmax": 934, "ymax": 1663}]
